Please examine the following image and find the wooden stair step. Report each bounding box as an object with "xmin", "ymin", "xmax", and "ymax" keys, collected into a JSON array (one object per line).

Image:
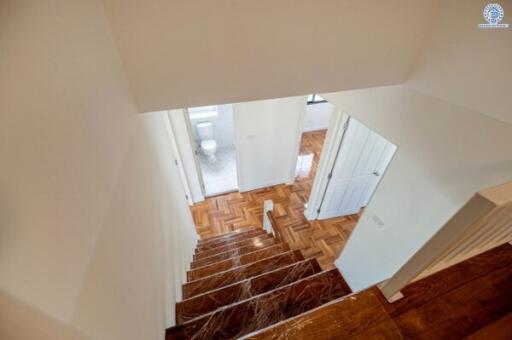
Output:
[
  {"xmin": 242, "ymin": 244, "xmax": 512, "ymax": 340},
  {"xmin": 465, "ymin": 313, "xmax": 512, "ymax": 339},
  {"xmin": 167, "ymin": 269, "xmax": 350, "ymax": 339},
  {"xmin": 195, "ymin": 229, "xmax": 266, "ymax": 251},
  {"xmin": 241, "ymin": 287, "xmax": 392, "ymax": 340},
  {"xmin": 188, "ymin": 243, "xmax": 290, "ymax": 281},
  {"xmin": 382, "ymin": 243, "xmax": 512, "ymax": 317},
  {"xmin": 183, "ymin": 250, "xmax": 304, "ymax": 299},
  {"xmin": 177, "ymin": 258, "xmax": 322, "ymax": 324},
  {"xmin": 191, "ymin": 238, "xmax": 277, "ymax": 269},
  {"xmin": 193, "ymin": 234, "xmax": 274, "ymax": 260},
  {"xmin": 197, "ymin": 226, "xmax": 258, "ymax": 245}
]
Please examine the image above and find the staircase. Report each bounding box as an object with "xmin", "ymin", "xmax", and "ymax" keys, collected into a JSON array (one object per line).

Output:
[{"xmin": 166, "ymin": 226, "xmax": 352, "ymax": 339}]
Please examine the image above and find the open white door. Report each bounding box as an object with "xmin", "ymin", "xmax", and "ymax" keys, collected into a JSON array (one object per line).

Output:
[{"xmin": 318, "ymin": 117, "xmax": 396, "ymax": 219}]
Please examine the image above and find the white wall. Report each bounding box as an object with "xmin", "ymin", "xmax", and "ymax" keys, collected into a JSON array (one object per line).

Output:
[
  {"xmin": 327, "ymin": 0, "xmax": 512, "ymax": 292},
  {"xmin": 303, "ymin": 102, "xmax": 333, "ymax": 132},
  {"xmin": 102, "ymin": 0, "xmax": 440, "ymax": 112},
  {"xmin": 0, "ymin": 1, "xmax": 197, "ymax": 339},
  {"xmin": 406, "ymin": 0, "xmax": 512, "ymax": 125},
  {"xmin": 325, "ymin": 86, "xmax": 512, "ymax": 291},
  {"xmin": 168, "ymin": 110, "xmax": 205, "ymax": 203},
  {"xmin": 233, "ymin": 96, "xmax": 306, "ymax": 191},
  {"xmin": 189, "ymin": 104, "xmax": 235, "ymax": 147}
]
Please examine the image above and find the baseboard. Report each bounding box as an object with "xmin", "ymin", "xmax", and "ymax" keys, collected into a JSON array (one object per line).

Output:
[{"xmin": 239, "ymin": 179, "xmax": 287, "ymax": 192}]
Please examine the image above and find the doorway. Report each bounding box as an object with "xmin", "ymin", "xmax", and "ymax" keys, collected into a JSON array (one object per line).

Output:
[
  {"xmin": 295, "ymin": 94, "xmax": 333, "ymax": 202},
  {"xmin": 317, "ymin": 116, "xmax": 396, "ymax": 219},
  {"xmin": 186, "ymin": 104, "xmax": 238, "ymax": 196}
]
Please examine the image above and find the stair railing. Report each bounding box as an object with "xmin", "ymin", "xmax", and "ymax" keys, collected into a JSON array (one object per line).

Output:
[
  {"xmin": 379, "ymin": 181, "xmax": 512, "ymax": 302},
  {"xmin": 263, "ymin": 199, "xmax": 284, "ymax": 242}
]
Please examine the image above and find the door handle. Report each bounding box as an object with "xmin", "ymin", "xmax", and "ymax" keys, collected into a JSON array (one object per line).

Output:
[{"xmin": 373, "ymin": 171, "xmax": 381, "ymax": 177}]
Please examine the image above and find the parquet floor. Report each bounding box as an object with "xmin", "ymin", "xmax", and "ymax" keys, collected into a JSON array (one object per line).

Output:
[{"xmin": 190, "ymin": 130, "xmax": 359, "ymax": 270}]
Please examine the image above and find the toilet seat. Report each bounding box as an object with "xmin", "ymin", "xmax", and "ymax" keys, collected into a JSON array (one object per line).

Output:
[{"xmin": 201, "ymin": 139, "xmax": 217, "ymax": 150}]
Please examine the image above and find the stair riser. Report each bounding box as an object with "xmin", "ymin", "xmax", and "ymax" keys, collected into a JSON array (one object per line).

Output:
[
  {"xmin": 191, "ymin": 239, "xmax": 277, "ymax": 268},
  {"xmin": 176, "ymin": 258, "xmax": 322, "ymax": 324},
  {"xmin": 182, "ymin": 250, "xmax": 304, "ymax": 299},
  {"xmin": 195, "ymin": 230, "xmax": 265, "ymax": 251},
  {"xmin": 168, "ymin": 269, "xmax": 350, "ymax": 339},
  {"xmin": 193, "ymin": 235, "xmax": 273, "ymax": 260},
  {"xmin": 197, "ymin": 227, "xmax": 257, "ymax": 245},
  {"xmin": 188, "ymin": 243, "xmax": 290, "ymax": 281}
]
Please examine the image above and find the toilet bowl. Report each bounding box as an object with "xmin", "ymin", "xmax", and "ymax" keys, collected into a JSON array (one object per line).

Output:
[{"xmin": 196, "ymin": 122, "xmax": 217, "ymax": 162}]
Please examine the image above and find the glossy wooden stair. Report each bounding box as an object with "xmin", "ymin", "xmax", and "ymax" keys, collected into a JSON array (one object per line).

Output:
[
  {"xmin": 187, "ymin": 242, "xmax": 290, "ymax": 281},
  {"xmin": 167, "ymin": 269, "xmax": 351, "ymax": 339},
  {"xmin": 195, "ymin": 229, "xmax": 266, "ymax": 251},
  {"xmin": 241, "ymin": 243, "xmax": 512, "ymax": 339},
  {"xmin": 190, "ymin": 238, "xmax": 277, "ymax": 269},
  {"xmin": 193, "ymin": 234, "xmax": 275, "ymax": 261},
  {"xmin": 183, "ymin": 250, "xmax": 304, "ymax": 299},
  {"xmin": 196, "ymin": 226, "xmax": 259, "ymax": 245},
  {"xmin": 177, "ymin": 258, "xmax": 322, "ymax": 324}
]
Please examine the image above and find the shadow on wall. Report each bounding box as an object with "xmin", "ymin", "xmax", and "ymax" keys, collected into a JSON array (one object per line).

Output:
[{"xmin": 0, "ymin": 289, "xmax": 87, "ymax": 339}]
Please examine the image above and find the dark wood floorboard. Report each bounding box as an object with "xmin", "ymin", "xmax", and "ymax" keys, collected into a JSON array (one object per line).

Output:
[{"xmin": 244, "ymin": 244, "xmax": 512, "ymax": 339}]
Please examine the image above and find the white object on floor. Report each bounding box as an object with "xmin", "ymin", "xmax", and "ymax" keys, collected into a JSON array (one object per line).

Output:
[{"xmin": 196, "ymin": 121, "xmax": 217, "ymax": 162}]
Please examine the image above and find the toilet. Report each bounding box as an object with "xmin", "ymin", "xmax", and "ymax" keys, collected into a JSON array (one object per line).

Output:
[{"xmin": 196, "ymin": 121, "xmax": 217, "ymax": 162}]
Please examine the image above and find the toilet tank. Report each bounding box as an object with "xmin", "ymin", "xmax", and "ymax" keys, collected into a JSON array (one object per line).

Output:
[{"xmin": 196, "ymin": 121, "xmax": 214, "ymax": 140}]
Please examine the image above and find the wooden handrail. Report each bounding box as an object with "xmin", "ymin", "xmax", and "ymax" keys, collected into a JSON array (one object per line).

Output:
[
  {"xmin": 379, "ymin": 180, "xmax": 512, "ymax": 302},
  {"xmin": 266, "ymin": 211, "xmax": 284, "ymax": 243}
]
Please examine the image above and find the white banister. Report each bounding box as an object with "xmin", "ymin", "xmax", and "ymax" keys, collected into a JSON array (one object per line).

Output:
[
  {"xmin": 263, "ymin": 199, "xmax": 275, "ymax": 235},
  {"xmin": 379, "ymin": 181, "xmax": 512, "ymax": 302}
]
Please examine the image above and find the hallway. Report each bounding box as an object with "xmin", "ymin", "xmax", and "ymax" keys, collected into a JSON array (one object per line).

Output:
[{"xmin": 190, "ymin": 130, "xmax": 359, "ymax": 270}]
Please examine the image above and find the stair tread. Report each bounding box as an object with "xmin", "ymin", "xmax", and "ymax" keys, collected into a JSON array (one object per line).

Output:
[
  {"xmin": 188, "ymin": 243, "xmax": 290, "ymax": 281},
  {"xmin": 167, "ymin": 269, "xmax": 350, "ymax": 339},
  {"xmin": 183, "ymin": 250, "xmax": 304, "ymax": 299},
  {"xmin": 240, "ymin": 287, "xmax": 388, "ymax": 340},
  {"xmin": 191, "ymin": 238, "xmax": 277, "ymax": 269},
  {"xmin": 465, "ymin": 313, "xmax": 512, "ymax": 339},
  {"xmin": 197, "ymin": 226, "xmax": 258, "ymax": 245},
  {"xmin": 177, "ymin": 258, "xmax": 323, "ymax": 324},
  {"xmin": 193, "ymin": 234, "xmax": 274, "ymax": 260},
  {"xmin": 240, "ymin": 244, "xmax": 512, "ymax": 340},
  {"xmin": 195, "ymin": 229, "xmax": 266, "ymax": 251}
]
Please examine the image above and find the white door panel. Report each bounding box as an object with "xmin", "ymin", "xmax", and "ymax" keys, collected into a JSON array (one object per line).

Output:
[{"xmin": 318, "ymin": 117, "xmax": 396, "ymax": 219}]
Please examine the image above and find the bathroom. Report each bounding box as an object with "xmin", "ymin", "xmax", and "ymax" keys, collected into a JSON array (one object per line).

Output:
[{"xmin": 187, "ymin": 104, "xmax": 237, "ymax": 196}]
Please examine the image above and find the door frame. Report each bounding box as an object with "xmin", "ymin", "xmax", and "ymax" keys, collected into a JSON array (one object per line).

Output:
[
  {"xmin": 304, "ymin": 109, "xmax": 350, "ymax": 220},
  {"xmin": 286, "ymin": 97, "xmax": 308, "ymax": 184},
  {"xmin": 182, "ymin": 109, "xmax": 207, "ymax": 197},
  {"xmin": 184, "ymin": 106, "xmax": 240, "ymax": 197},
  {"xmin": 165, "ymin": 112, "xmax": 194, "ymax": 205}
]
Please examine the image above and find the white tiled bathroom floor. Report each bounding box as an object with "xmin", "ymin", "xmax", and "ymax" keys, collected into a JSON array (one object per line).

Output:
[{"xmin": 198, "ymin": 145, "xmax": 238, "ymax": 196}]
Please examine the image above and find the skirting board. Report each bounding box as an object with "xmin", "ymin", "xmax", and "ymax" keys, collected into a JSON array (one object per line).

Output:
[{"xmin": 239, "ymin": 179, "xmax": 288, "ymax": 193}]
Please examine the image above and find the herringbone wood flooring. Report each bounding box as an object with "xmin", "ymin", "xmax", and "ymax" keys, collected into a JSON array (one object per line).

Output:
[{"xmin": 191, "ymin": 130, "xmax": 359, "ymax": 270}]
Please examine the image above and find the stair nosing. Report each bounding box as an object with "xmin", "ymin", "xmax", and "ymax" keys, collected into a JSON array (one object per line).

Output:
[
  {"xmin": 196, "ymin": 229, "xmax": 265, "ymax": 249},
  {"xmin": 189, "ymin": 242, "xmax": 290, "ymax": 274},
  {"xmin": 179, "ymin": 257, "xmax": 318, "ymax": 303},
  {"xmin": 186, "ymin": 249, "xmax": 302, "ymax": 285},
  {"xmin": 179, "ymin": 269, "xmax": 342, "ymax": 326},
  {"xmin": 191, "ymin": 239, "xmax": 277, "ymax": 266},
  {"xmin": 237, "ymin": 285, "xmax": 361, "ymax": 340},
  {"xmin": 197, "ymin": 226, "xmax": 258, "ymax": 244},
  {"xmin": 194, "ymin": 234, "xmax": 273, "ymax": 258}
]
